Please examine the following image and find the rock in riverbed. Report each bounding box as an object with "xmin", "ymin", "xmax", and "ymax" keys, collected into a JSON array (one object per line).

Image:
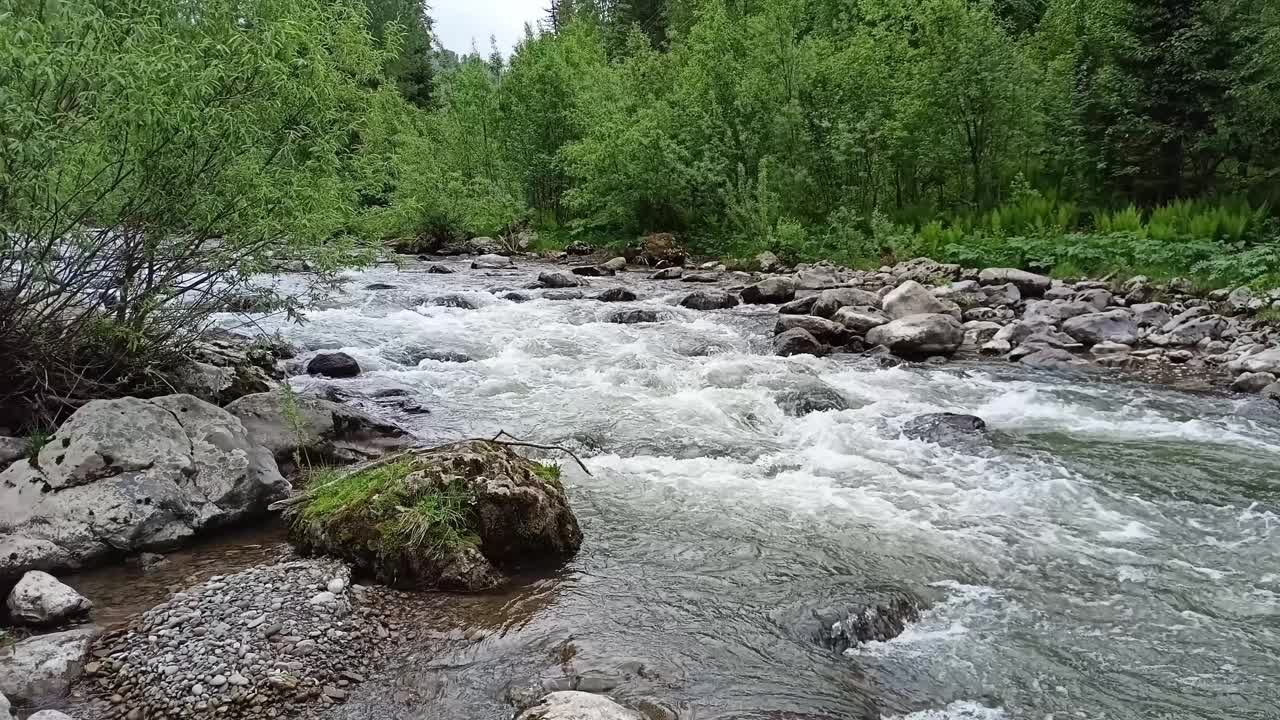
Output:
[
  {"xmin": 0, "ymin": 395, "xmax": 287, "ymax": 582},
  {"xmin": 307, "ymin": 352, "xmax": 360, "ymax": 378},
  {"xmin": 6, "ymin": 571, "xmax": 92, "ymax": 626},
  {"xmin": 291, "ymin": 441, "xmax": 582, "ymax": 591},
  {"xmin": 0, "ymin": 625, "xmax": 101, "ymax": 705},
  {"xmin": 226, "ymin": 389, "xmax": 412, "ymax": 470},
  {"xmin": 864, "ymin": 314, "xmax": 964, "ymax": 358},
  {"xmin": 901, "ymin": 413, "xmax": 987, "ymax": 446},
  {"xmin": 679, "ymin": 290, "xmax": 739, "ymax": 310}
]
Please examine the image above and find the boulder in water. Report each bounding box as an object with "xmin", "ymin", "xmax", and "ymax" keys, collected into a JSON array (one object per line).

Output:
[
  {"xmin": 680, "ymin": 272, "xmax": 720, "ymax": 283},
  {"xmin": 740, "ymin": 277, "xmax": 796, "ymax": 305},
  {"xmin": 425, "ymin": 264, "xmax": 454, "ymax": 274},
  {"xmin": 539, "ymin": 270, "xmax": 584, "ymax": 289},
  {"xmin": 649, "ymin": 267, "xmax": 682, "ymax": 280},
  {"xmin": 679, "ymin": 290, "xmax": 738, "ymax": 310},
  {"xmin": 1231, "ymin": 371, "xmax": 1277, "ymax": 394},
  {"xmin": 811, "ymin": 594, "xmax": 923, "ymax": 653},
  {"xmin": 544, "ymin": 289, "xmax": 585, "ymax": 301},
  {"xmin": 226, "ymin": 389, "xmax": 412, "ymax": 470},
  {"xmin": 865, "ymin": 314, "xmax": 964, "ymax": 358},
  {"xmin": 596, "ymin": 288, "xmax": 637, "ymax": 303},
  {"xmin": 290, "ymin": 441, "xmax": 582, "ymax": 592},
  {"xmin": 607, "ymin": 309, "xmax": 662, "ymax": 324},
  {"xmin": 571, "ymin": 265, "xmax": 614, "ymax": 277},
  {"xmin": 307, "ymin": 352, "xmax": 360, "ymax": 378},
  {"xmin": 471, "ymin": 254, "xmax": 514, "ymax": 270},
  {"xmin": 774, "ymin": 383, "xmax": 850, "ymax": 416},
  {"xmin": 778, "ymin": 295, "xmax": 819, "ymax": 314},
  {"xmin": 516, "ymin": 691, "xmax": 642, "ymax": 720},
  {"xmin": 6, "ymin": 571, "xmax": 92, "ymax": 626},
  {"xmin": 901, "ymin": 413, "xmax": 987, "ymax": 446},
  {"xmin": 774, "ymin": 315, "xmax": 851, "ymax": 346},
  {"xmin": 1228, "ymin": 347, "xmax": 1280, "ymax": 375},
  {"xmin": 603, "ymin": 257, "xmax": 628, "ymax": 271},
  {"xmin": 773, "ymin": 328, "xmax": 824, "ymax": 357},
  {"xmin": 430, "ymin": 294, "xmax": 479, "ymax": 309}
]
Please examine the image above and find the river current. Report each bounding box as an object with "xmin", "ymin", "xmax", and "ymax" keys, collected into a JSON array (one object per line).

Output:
[{"xmin": 219, "ymin": 259, "xmax": 1279, "ymax": 720}]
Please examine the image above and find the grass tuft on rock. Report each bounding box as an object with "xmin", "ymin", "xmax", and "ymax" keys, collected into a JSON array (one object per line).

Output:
[
  {"xmin": 296, "ymin": 456, "xmax": 477, "ymax": 558},
  {"xmin": 532, "ymin": 461, "xmax": 562, "ymax": 484}
]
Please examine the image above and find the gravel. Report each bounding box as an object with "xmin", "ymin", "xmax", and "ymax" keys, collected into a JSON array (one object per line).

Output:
[{"xmin": 76, "ymin": 559, "xmax": 402, "ymax": 720}]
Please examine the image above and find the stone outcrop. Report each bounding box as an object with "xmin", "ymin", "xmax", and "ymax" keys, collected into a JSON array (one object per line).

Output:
[
  {"xmin": 290, "ymin": 442, "xmax": 582, "ymax": 592},
  {"xmin": 0, "ymin": 396, "xmax": 287, "ymax": 582},
  {"xmin": 0, "ymin": 626, "xmax": 101, "ymax": 705},
  {"xmin": 225, "ymin": 390, "xmax": 413, "ymax": 470}
]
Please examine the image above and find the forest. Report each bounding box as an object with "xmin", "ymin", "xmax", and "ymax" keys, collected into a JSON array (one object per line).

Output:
[{"xmin": 2, "ymin": 0, "xmax": 1280, "ymax": 417}]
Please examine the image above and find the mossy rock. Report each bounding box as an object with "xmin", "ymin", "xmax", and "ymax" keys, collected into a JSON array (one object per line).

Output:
[{"xmin": 289, "ymin": 441, "xmax": 582, "ymax": 591}]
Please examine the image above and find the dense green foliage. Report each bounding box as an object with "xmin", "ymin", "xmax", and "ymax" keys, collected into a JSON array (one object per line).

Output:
[
  {"xmin": 4, "ymin": 0, "xmax": 1280, "ymax": 425},
  {"xmin": 380, "ymin": 0, "xmax": 1280, "ymax": 285}
]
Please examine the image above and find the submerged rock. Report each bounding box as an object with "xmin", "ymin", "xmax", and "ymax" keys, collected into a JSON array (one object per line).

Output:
[
  {"xmin": 517, "ymin": 691, "xmax": 642, "ymax": 720},
  {"xmin": 901, "ymin": 413, "xmax": 987, "ymax": 446},
  {"xmin": 812, "ymin": 595, "xmax": 922, "ymax": 654},
  {"xmin": 6, "ymin": 571, "xmax": 92, "ymax": 626},
  {"xmin": 307, "ymin": 352, "xmax": 360, "ymax": 378},
  {"xmin": 291, "ymin": 441, "xmax": 582, "ymax": 592},
  {"xmin": 774, "ymin": 383, "xmax": 850, "ymax": 416},
  {"xmin": 430, "ymin": 294, "xmax": 480, "ymax": 309},
  {"xmin": 0, "ymin": 625, "xmax": 101, "ymax": 705}
]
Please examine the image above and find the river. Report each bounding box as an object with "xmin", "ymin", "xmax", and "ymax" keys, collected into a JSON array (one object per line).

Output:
[{"xmin": 212, "ymin": 258, "xmax": 1279, "ymax": 720}]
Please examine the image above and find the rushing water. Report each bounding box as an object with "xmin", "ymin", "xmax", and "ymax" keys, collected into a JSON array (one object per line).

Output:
[{"xmin": 218, "ymin": 259, "xmax": 1280, "ymax": 720}]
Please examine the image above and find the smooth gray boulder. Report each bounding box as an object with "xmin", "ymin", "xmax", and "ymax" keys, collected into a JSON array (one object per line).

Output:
[
  {"xmin": 865, "ymin": 314, "xmax": 964, "ymax": 357},
  {"xmin": 811, "ymin": 288, "xmax": 881, "ymax": 318},
  {"xmin": 1130, "ymin": 302, "xmax": 1173, "ymax": 328},
  {"xmin": 1022, "ymin": 300, "xmax": 1094, "ymax": 327},
  {"xmin": 0, "ymin": 396, "xmax": 287, "ymax": 581},
  {"xmin": 978, "ymin": 268, "xmax": 1051, "ymax": 296},
  {"xmin": 471, "ymin": 254, "xmax": 514, "ymax": 269},
  {"xmin": 775, "ymin": 383, "xmax": 850, "ymax": 416},
  {"xmin": 226, "ymin": 389, "xmax": 412, "ymax": 469},
  {"xmin": 756, "ymin": 250, "xmax": 783, "ymax": 272},
  {"xmin": 0, "ymin": 626, "xmax": 101, "ymax": 705},
  {"xmin": 1231, "ymin": 372, "xmax": 1277, "ymax": 394},
  {"xmin": 516, "ymin": 691, "xmax": 642, "ymax": 720},
  {"xmin": 1018, "ymin": 347, "xmax": 1082, "ymax": 369},
  {"xmin": 649, "ymin": 267, "xmax": 682, "ymax": 280},
  {"xmin": 978, "ymin": 282, "xmax": 1021, "ymax": 307},
  {"xmin": 740, "ymin": 277, "xmax": 796, "ymax": 305},
  {"xmin": 1073, "ymin": 288, "xmax": 1113, "ymax": 310},
  {"xmin": 778, "ymin": 295, "xmax": 820, "ymax": 314},
  {"xmin": 603, "ymin": 257, "xmax": 627, "ymax": 271},
  {"xmin": 1061, "ymin": 309, "xmax": 1139, "ymax": 346},
  {"xmin": 832, "ymin": 306, "xmax": 890, "ymax": 335},
  {"xmin": 882, "ymin": 281, "xmax": 956, "ymax": 320},
  {"xmin": 6, "ymin": 571, "xmax": 92, "ymax": 626},
  {"xmin": 596, "ymin": 288, "xmax": 637, "ymax": 303},
  {"xmin": 980, "ymin": 321, "xmax": 1038, "ymax": 355},
  {"xmin": 1228, "ymin": 347, "xmax": 1280, "ymax": 375},
  {"xmin": 539, "ymin": 270, "xmax": 584, "ymax": 288},
  {"xmin": 1148, "ymin": 310, "xmax": 1229, "ymax": 347},
  {"xmin": 961, "ymin": 321, "xmax": 1003, "ymax": 347}
]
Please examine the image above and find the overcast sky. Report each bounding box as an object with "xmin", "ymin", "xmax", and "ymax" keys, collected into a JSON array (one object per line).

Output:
[{"xmin": 434, "ymin": 0, "xmax": 544, "ymax": 55}]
